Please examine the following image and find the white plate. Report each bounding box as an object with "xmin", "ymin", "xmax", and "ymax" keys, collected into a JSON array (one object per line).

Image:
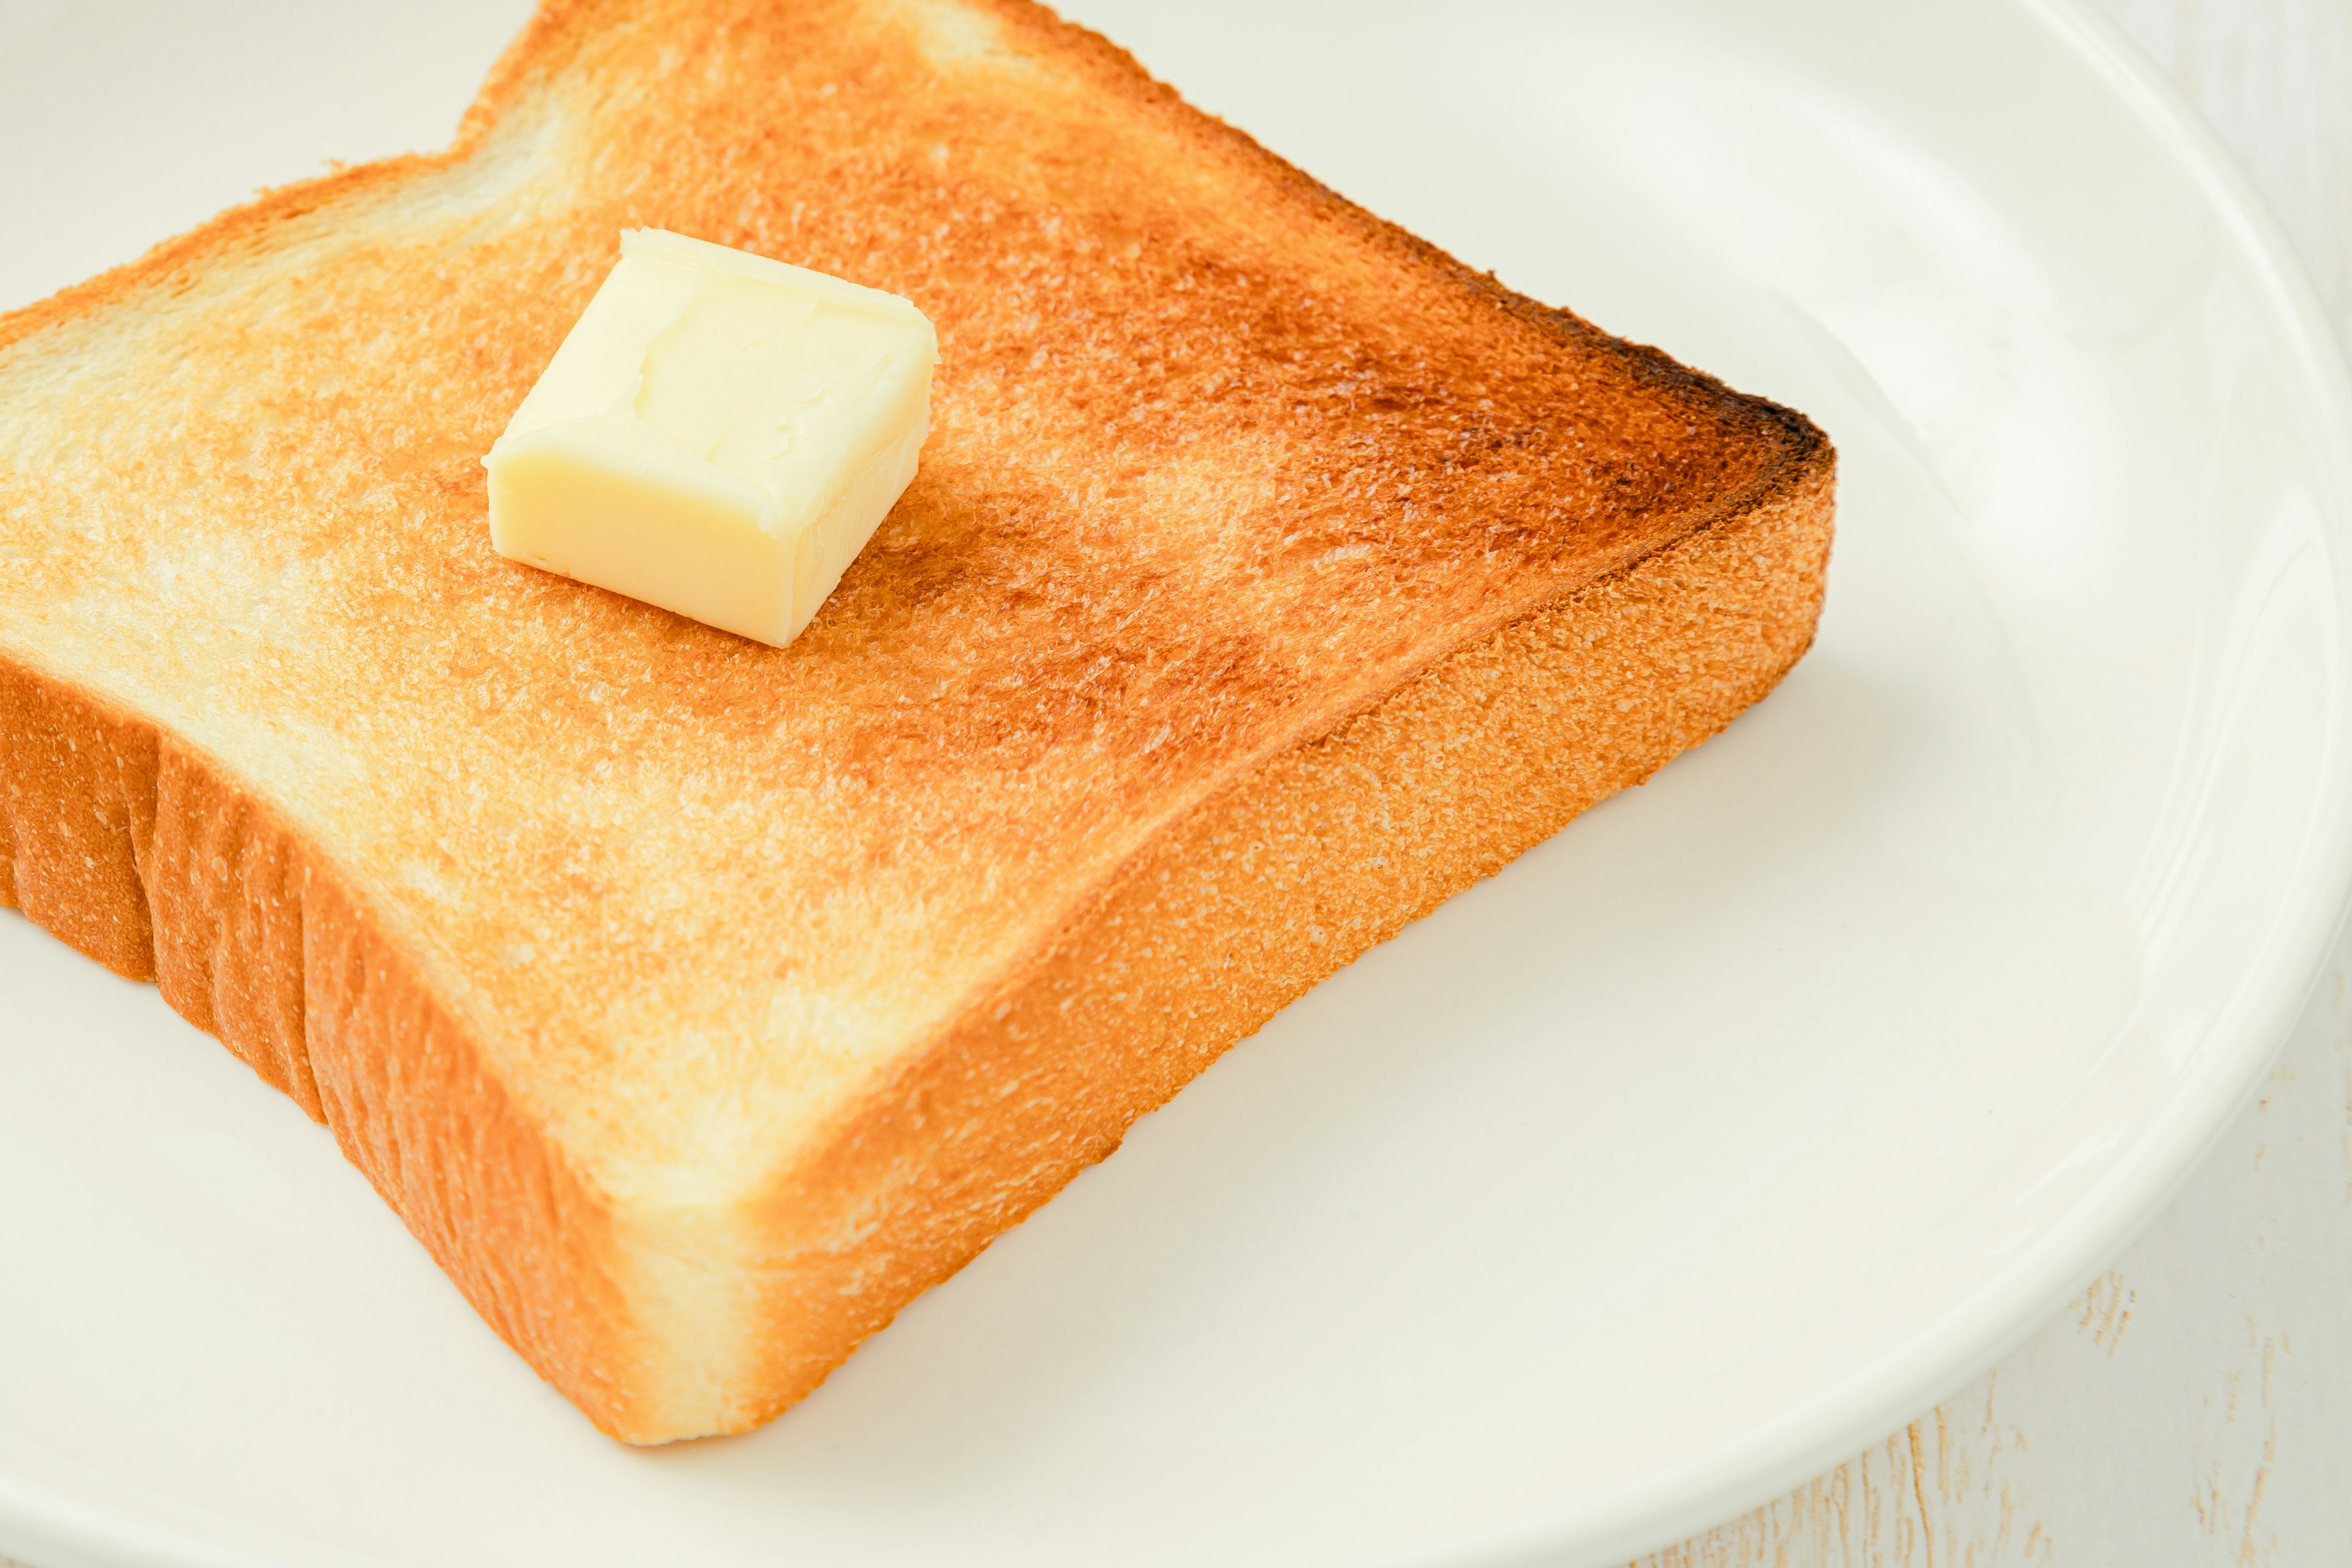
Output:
[{"xmin": 4, "ymin": 2, "xmax": 2350, "ymax": 1565}]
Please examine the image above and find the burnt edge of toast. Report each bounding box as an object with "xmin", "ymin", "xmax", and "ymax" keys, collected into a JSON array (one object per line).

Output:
[{"xmin": 981, "ymin": 0, "xmax": 1833, "ymax": 520}]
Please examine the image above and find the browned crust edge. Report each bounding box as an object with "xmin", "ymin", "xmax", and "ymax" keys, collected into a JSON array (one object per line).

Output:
[{"xmin": 976, "ymin": 0, "xmax": 1826, "ymax": 471}]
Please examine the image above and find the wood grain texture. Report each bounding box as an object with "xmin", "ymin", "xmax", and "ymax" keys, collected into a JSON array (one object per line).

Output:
[
  {"xmin": 1642, "ymin": 981, "xmax": 2352, "ymax": 1566},
  {"xmin": 2105, "ymin": 0, "xmax": 2352, "ymax": 344},
  {"xmin": 1642, "ymin": 8, "xmax": 2352, "ymax": 1561}
]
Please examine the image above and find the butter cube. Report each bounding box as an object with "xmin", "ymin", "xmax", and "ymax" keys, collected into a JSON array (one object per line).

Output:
[{"xmin": 484, "ymin": 229, "xmax": 937, "ymax": 646}]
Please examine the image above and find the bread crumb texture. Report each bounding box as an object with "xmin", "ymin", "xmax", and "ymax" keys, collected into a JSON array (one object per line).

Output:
[{"xmin": 0, "ymin": 0, "xmax": 1832, "ymax": 1440}]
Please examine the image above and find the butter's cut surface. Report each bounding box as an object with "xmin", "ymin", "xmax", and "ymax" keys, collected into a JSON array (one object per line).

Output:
[{"xmin": 484, "ymin": 228, "xmax": 938, "ymax": 646}]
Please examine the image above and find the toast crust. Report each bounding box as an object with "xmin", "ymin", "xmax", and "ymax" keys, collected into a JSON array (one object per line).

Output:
[{"xmin": 0, "ymin": 0, "xmax": 1834, "ymax": 1439}]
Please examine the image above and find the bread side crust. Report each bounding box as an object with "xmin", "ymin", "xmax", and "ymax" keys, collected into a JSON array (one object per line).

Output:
[
  {"xmin": 0, "ymin": 668, "xmax": 657, "ymax": 1434},
  {"xmin": 0, "ymin": 437, "xmax": 1827, "ymax": 1441}
]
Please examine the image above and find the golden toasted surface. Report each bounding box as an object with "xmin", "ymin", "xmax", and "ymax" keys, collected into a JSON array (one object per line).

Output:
[{"xmin": 0, "ymin": 0, "xmax": 1821, "ymax": 1217}]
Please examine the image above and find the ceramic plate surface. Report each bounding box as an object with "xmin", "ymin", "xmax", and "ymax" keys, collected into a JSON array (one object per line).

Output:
[{"xmin": 4, "ymin": 2, "xmax": 2351, "ymax": 1565}]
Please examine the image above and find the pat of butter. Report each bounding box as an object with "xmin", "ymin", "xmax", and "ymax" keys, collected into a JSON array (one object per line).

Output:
[{"xmin": 484, "ymin": 228, "xmax": 938, "ymax": 647}]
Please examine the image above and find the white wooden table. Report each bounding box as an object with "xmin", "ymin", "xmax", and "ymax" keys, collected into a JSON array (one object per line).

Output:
[
  {"xmin": 6, "ymin": 4, "xmax": 2346, "ymax": 1566},
  {"xmin": 1643, "ymin": 2, "xmax": 2352, "ymax": 1561}
]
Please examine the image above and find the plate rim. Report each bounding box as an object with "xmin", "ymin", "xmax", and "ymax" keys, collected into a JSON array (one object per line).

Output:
[{"xmin": 1396, "ymin": 0, "xmax": 2352, "ymax": 1559}]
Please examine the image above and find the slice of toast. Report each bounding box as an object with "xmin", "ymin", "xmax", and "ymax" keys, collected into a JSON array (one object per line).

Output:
[{"xmin": 0, "ymin": 0, "xmax": 1832, "ymax": 1443}]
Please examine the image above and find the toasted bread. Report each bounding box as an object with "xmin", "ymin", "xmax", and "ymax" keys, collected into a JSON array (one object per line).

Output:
[{"xmin": 0, "ymin": 0, "xmax": 1833, "ymax": 1442}]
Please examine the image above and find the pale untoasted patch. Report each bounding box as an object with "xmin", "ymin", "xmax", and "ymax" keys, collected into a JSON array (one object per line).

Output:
[
  {"xmin": 611, "ymin": 1188, "xmax": 763, "ymax": 1434},
  {"xmin": 396, "ymin": 858, "xmax": 457, "ymax": 904},
  {"xmin": 873, "ymin": 0, "xmax": 1042, "ymax": 77}
]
